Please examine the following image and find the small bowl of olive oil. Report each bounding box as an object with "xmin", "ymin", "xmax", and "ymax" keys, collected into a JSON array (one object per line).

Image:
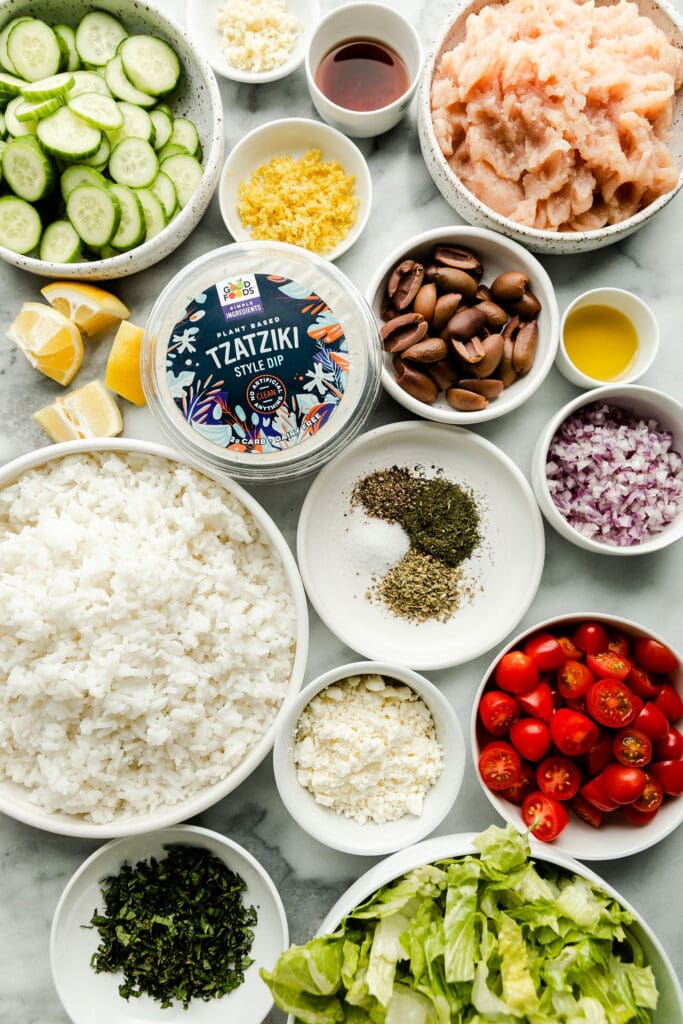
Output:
[{"xmin": 556, "ymin": 287, "xmax": 659, "ymax": 389}]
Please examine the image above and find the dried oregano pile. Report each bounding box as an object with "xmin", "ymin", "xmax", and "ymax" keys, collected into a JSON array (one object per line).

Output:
[{"xmin": 351, "ymin": 466, "xmax": 481, "ymax": 622}]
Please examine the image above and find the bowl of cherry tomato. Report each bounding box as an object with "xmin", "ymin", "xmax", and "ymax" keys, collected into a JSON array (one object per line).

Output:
[{"xmin": 472, "ymin": 614, "xmax": 683, "ymax": 859}]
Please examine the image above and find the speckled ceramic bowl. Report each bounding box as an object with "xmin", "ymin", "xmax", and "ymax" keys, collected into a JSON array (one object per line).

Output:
[
  {"xmin": 0, "ymin": 0, "xmax": 224, "ymax": 280},
  {"xmin": 417, "ymin": 0, "xmax": 683, "ymax": 255}
]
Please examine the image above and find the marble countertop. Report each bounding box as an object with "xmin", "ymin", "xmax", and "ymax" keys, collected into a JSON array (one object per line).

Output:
[{"xmin": 1, "ymin": 0, "xmax": 682, "ymax": 1020}]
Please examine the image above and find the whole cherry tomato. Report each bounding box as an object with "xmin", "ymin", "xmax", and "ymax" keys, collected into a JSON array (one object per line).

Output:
[
  {"xmin": 570, "ymin": 794, "xmax": 603, "ymax": 828},
  {"xmin": 522, "ymin": 791, "xmax": 569, "ymax": 842},
  {"xmin": 572, "ymin": 622, "xmax": 609, "ymax": 656},
  {"xmin": 626, "ymin": 666, "xmax": 661, "ymax": 700},
  {"xmin": 536, "ymin": 755, "xmax": 581, "ymax": 801},
  {"xmin": 478, "ymin": 741, "xmax": 521, "ymax": 791},
  {"xmin": 650, "ymin": 760, "xmax": 683, "ymax": 796},
  {"xmin": 585, "ymin": 651, "xmax": 631, "ymax": 681},
  {"xmin": 633, "ymin": 638, "xmax": 679, "ymax": 675},
  {"xmin": 654, "ymin": 726, "xmax": 683, "ymax": 761},
  {"xmin": 494, "ymin": 651, "xmax": 539, "ymax": 695},
  {"xmin": 479, "ymin": 691, "xmax": 520, "ymax": 736},
  {"xmin": 586, "ymin": 679, "xmax": 637, "ymax": 729},
  {"xmin": 509, "ymin": 719, "xmax": 552, "ymax": 762},
  {"xmin": 612, "ymin": 728, "xmax": 652, "ymax": 767},
  {"xmin": 631, "ymin": 771, "xmax": 663, "ymax": 813},
  {"xmin": 500, "ymin": 763, "xmax": 536, "ymax": 806},
  {"xmin": 557, "ymin": 660, "xmax": 594, "ymax": 700},
  {"xmin": 653, "ymin": 683, "xmax": 683, "ymax": 723},
  {"xmin": 517, "ymin": 682, "xmax": 554, "ymax": 723},
  {"xmin": 523, "ymin": 633, "xmax": 566, "ymax": 672},
  {"xmin": 601, "ymin": 764, "xmax": 647, "ymax": 805},
  {"xmin": 550, "ymin": 709, "xmax": 599, "ymax": 756},
  {"xmin": 633, "ymin": 702, "xmax": 669, "ymax": 742}
]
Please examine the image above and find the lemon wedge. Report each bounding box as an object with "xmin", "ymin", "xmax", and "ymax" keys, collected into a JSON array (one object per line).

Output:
[
  {"xmin": 7, "ymin": 302, "xmax": 84, "ymax": 386},
  {"xmin": 104, "ymin": 320, "xmax": 146, "ymax": 405},
  {"xmin": 40, "ymin": 281, "xmax": 130, "ymax": 336},
  {"xmin": 33, "ymin": 379, "xmax": 123, "ymax": 442}
]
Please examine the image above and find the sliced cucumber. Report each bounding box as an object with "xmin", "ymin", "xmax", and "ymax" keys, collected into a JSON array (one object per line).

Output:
[
  {"xmin": 7, "ymin": 20, "xmax": 61, "ymax": 82},
  {"xmin": 109, "ymin": 182, "xmax": 145, "ymax": 250},
  {"xmin": 108, "ymin": 101, "xmax": 153, "ymax": 145},
  {"xmin": 150, "ymin": 170, "xmax": 177, "ymax": 219},
  {"xmin": 160, "ymin": 152, "xmax": 202, "ymax": 209},
  {"xmin": 66, "ymin": 182, "xmax": 120, "ymax": 246},
  {"xmin": 0, "ymin": 17, "xmax": 33, "ymax": 75},
  {"xmin": 69, "ymin": 91, "xmax": 122, "ymax": 131},
  {"xmin": 15, "ymin": 96, "xmax": 64, "ymax": 122},
  {"xmin": 69, "ymin": 70, "xmax": 112, "ymax": 98},
  {"xmin": 60, "ymin": 163, "xmax": 108, "ymax": 200},
  {"xmin": 169, "ymin": 117, "xmax": 199, "ymax": 157},
  {"xmin": 0, "ymin": 72, "xmax": 26, "ymax": 98},
  {"xmin": 5, "ymin": 96, "xmax": 37, "ymax": 137},
  {"xmin": 120, "ymin": 36, "xmax": 180, "ymax": 96},
  {"xmin": 109, "ymin": 136, "xmax": 157, "ymax": 188},
  {"xmin": 157, "ymin": 142, "xmax": 189, "ymax": 162},
  {"xmin": 39, "ymin": 218, "xmax": 82, "ymax": 261},
  {"xmin": 82, "ymin": 133, "xmax": 111, "ymax": 169},
  {"xmin": 37, "ymin": 106, "xmax": 102, "ymax": 159},
  {"xmin": 135, "ymin": 186, "xmax": 167, "ymax": 241},
  {"xmin": 2, "ymin": 135, "xmax": 54, "ymax": 200},
  {"xmin": 104, "ymin": 54, "xmax": 155, "ymax": 108},
  {"xmin": 75, "ymin": 12, "xmax": 128, "ymax": 67},
  {"xmin": 0, "ymin": 194, "xmax": 41, "ymax": 253},
  {"xmin": 21, "ymin": 72, "xmax": 74, "ymax": 102},
  {"xmin": 150, "ymin": 107, "xmax": 172, "ymax": 150},
  {"xmin": 0, "ymin": 113, "xmax": 5, "ymax": 139},
  {"xmin": 54, "ymin": 25, "xmax": 80, "ymax": 73}
]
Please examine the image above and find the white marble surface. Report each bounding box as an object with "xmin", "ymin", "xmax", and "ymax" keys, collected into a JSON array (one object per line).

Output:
[{"xmin": 1, "ymin": 0, "xmax": 682, "ymax": 1020}]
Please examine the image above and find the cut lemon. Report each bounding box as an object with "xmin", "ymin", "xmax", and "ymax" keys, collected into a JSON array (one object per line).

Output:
[
  {"xmin": 104, "ymin": 320, "xmax": 145, "ymax": 405},
  {"xmin": 40, "ymin": 281, "xmax": 130, "ymax": 336},
  {"xmin": 33, "ymin": 379, "xmax": 123, "ymax": 442},
  {"xmin": 7, "ymin": 301, "xmax": 83, "ymax": 386}
]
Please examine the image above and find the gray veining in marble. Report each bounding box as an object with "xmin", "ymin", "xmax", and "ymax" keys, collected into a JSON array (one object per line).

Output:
[{"xmin": 1, "ymin": 0, "xmax": 682, "ymax": 1020}]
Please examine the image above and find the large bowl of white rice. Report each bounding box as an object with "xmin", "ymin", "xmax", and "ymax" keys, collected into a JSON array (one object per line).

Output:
[{"xmin": 0, "ymin": 438, "xmax": 308, "ymax": 837}]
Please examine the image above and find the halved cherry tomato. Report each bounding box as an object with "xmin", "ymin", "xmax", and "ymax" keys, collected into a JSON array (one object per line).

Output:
[
  {"xmin": 585, "ymin": 733, "xmax": 613, "ymax": 776},
  {"xmin": 608, "ymin": 634, "xmax": 630, "ymax": 658},
  {"xmin": 517, "ymin": 682, "xmax": 554, "ymax": 723},
  {"xmin": 633, "ymin": 702, "xmax": 669, "ymax": 742},
  {"xmin": 500, "ymin": 763, "xmax": 536, "ymax": 805},
  {"xmin": 586, "ymin": 651, "xmax": 631, "ymax": 681},
  {"xmin": 622, "ymin": 805, "xmax": 659, "ymax": 825},
  {"xmin": 580, "ymin": 776, "xmax": 619, "ymax": 812},
  {"xmin": 570, "ymin": 794, "xmax": 604, "ymax": 828},
  {"xmin": 601, "ymin": 764, "xmax": 647, "ymax": 805},
  {"xmin": 494, "ymin": 651, "xmax": 539, "ymax": 695},
  {"xmin": 572, "ymin": 622, "xmax": 609, "ymax": 656},
  {"xmin": 557, "ymin": 660, "xmax": 594, "ymax": 700},
  {"xmin": 633, "ymin": 638, "xmax": 679, "ymax": 675},
  {"xmin": 522, "ymin": 791, "xmax": 569, "ymax": 842},
  {"xmin": 650, "ymin": 759, "xmax": 683, "ymax": 796},
  {"xmin": 523, "ymin": 633, "xmax": 566, "ymax": 672},
  {"xmin": 536, "ymin": 755, "xmax": 580, "ymax": 801},
  {"xmin": 478, "ymin": 741, "xmax": 521, "ymax": 791},
  {"xmin": 653, "ymin": 683, "xmax": 683, "ymax": 723},
  {"xmin": 612, "ymin": 728, "xmax": 652, "ymax": 767},
  {"xmin": 586, "ymin": 680, "xmax": 637, "ymax": 729},
  {"xmin": 626, "ymin": 666, "xmax": 661, "ymax": 700},
  {"xmin": 551, "ymin": 708, "xmax": 599, "ymax": 756},
  {"xmin": 654, "ymin": 726, "xmax": 683, "ymax": 760},
  {"xmin": 509, "ymin": 719, "xmax": 552, "ymax": 762},
  {"xmin": 631, "ymin": 771, "xmax": 663, "ymax": 812},
  {"xmin": 558, "ymin": 635, "xmax": 583, "ymax": 660},
  {"xmin": 479, "ymin": 691, "xmax": 520, "ymax": 736}
]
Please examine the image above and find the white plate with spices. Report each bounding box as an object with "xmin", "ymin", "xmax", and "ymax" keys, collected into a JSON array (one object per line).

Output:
[{"xmin": 296, "ymin": 420, "xmax": 545, "ymax": 670}]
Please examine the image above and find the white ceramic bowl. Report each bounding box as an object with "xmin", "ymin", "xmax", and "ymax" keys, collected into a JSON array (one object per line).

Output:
[
  {"xmin": 417, "ymin": 0, "xmax": 683, "ymax": 255},
  {"xmin": 304, "ymin": 2, "xmax": 423, "ymax": 138},
  {"xmin": 273, "ymin": 660, "xmax": 466, "ymax": 856},
  {"xmin": 286, "ymin": 832, "xmax": 683, "ymax": 1024},
  {"xmin": 366, "ymin": 225, "xmax": 560, "ymax": 425},
  {"xmin": 556, "ymin": 287, "xmax": 660, "ymax": 388},
  {"xmin": 186, "ymin": 0, "xmax": 319, "ymax": 84},
  {"xmin": 51, "ymin": 825, "xmax": 288, "ymax": 1024},
  {"xmin": 219, "ymin": 117, "xmax": 372, "ymax": 261},
  {"xmin": 0, "ymin": 438, "xmax": 308, "ymax": 837},
  {"xmin": 296, "ymin": 420, "xmax": 545, "ymax": 670},
  {"xmin": 471, "ymin": 614, "xmax": 683, "ymax": 861},
  {"xmin": 0, "ymin": 0, "xmax": 224, "ymax": 280},
  {"xmin": 531, "ymin": 384, "xmax": 683, "ymax": 555}
]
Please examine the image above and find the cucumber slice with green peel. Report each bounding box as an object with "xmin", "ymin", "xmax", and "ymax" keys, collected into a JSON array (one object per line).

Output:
[
  {"xmin": 150, "ymin": 108, "xmax": 172, "ymax": 150},
  {"xmin": 0, "ymin": 113, "xmax": 5, "ymax": 138},
  {"xmin": 0, "ymin": 194, "xmax": 41, "ymax": 253},
  {"xmin": 21, "ymin": 72, "xmax": 74, "ymax": 102},
  {"xmin": 2, "ymin": 135, "xmax": 54, "ymax": 200},
  {"xmin": 135, "ymin": 185, "xmax": 167, "ymax": 240},
  {"xmin": 82, "ymin": 133, "xmax": 111, "ymax": 169},
  {"xmin": 0, "ymin": 17, "xmax": 33, "ymax": 75},
  {"xmin": 66, "ymin": 182, "xmax": 120, "ymax": 246},
  {"xmin": 68, "ymin": 92, "xmax": 122, "ymax": 131},
  {"xmin": 69, "ymin": 70, "xmax": 112, "ymax": 98},
  {"xmin": 60, "ymin": 163, "xmax": 108, "ymax": 200},
  {"xmin": 37, "ymin": 106, "xmax": 102, "ymax": 158},
  {"xmin": 7, "ymin": 20, "xmax": 61, "ymax": 82},
  {"xmin": 107, "ymin": 101, "xmax": 153, "ymax": 145},
  {"xmin": 109, "ymin": 136, "xmax": 158, "ymax": 188},
  {"xmin": 5, "ymin": 96, "xmax": 37, "ymax": 137},
  {"xmin": 157, "ymin": 142, "xmax": 190, "ymax": 162},
  {"xmin": 39, "ymin": 218, "xmax": 82, "ymax": 262},
  {"xmin": 154, "ymin": 101, "xmax": 173, "ymax": 118},
  {"xmin": 120, "ymin": 36, "xmax": 180, "ymax": 96},
  {"xmin": 15, "ymin": 96, "xmax": 64, "ymax": 122},
  {"xmin": 54, "ymin": 25, "xmax": 80, "ymax": 73},
  {"xmin": 75, "ymin": 12, "xmax": 128, "ymax": 67},
  {"xmin": 160, "ymin": 152, "xmax": 202, "ymax": 208},
  {"xmin": 104, "ymin": 55, "xmax": 156, "ymax": 108},
  {"xmin": 169, "ymin": 117, "xmax": 199, "ymax": 157},
  {"xmin": 0, "ymin": 72, "xmax": 26, "ymax": 98},
  {"xmin": 109, "ymin": 182, "xmax": 145, "ymax": 250},
  {"xmin": 150, "ymin": 170, "xmax": 177, "ymax": 219},
  {"xmin": 99, "ymin": 243, "xmax": 119, "ymax": 258}
]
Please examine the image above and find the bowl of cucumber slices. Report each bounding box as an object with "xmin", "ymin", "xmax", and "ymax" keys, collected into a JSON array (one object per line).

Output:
[{"xmin": 0, "ymin": 0, "xmax": 224, "ymax": 279}]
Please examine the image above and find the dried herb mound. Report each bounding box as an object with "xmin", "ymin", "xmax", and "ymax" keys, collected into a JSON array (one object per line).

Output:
[
  {"xmin": 351, "ymin": 465, "xmax": 425, "ymax": 522},
  {"xmin": 402, "ymin": 478, "xmax": 480, "ymax": 567},
  {"xmin": 89, "ymin": 844, "xmax": 257, "ymax": 1009},
  {"xmin": 377, "ymin": 549, "xmax": 466, "ymax": 623}
]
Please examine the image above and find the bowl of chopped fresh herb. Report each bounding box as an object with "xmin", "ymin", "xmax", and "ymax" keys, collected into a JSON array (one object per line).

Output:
[{"xmin": 49, "ymin": 825, "xmax": 288, "ymax": 1023}]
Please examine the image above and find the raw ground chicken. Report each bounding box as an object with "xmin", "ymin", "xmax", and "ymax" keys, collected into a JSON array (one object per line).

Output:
[{"xmin": 431, "ymin": 0, "xmax": 683, "ymax": 231}]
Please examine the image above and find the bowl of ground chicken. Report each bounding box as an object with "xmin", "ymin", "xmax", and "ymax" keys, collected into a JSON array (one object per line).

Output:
[
  {"xmin": 0, "ymin": 438, "xmax": 308, "ymax": 837},
  {"xmin": 418, "ymin": 0, "xmax": 683, "ymax": 254}
]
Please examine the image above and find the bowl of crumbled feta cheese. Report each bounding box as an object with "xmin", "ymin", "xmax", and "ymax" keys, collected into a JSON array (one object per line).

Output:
[
  {"xmin": 186, "ymin": 0, "xmax": 320, "ymax": 84},
  {"xmin": 273, "ymin": 661, "xmax": 466, "ymax": 856}
]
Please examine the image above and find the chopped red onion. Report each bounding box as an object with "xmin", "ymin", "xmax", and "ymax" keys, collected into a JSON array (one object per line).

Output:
[{"xmin": 546, "ymin": 402, "xmax": 683, "ymax": 546}]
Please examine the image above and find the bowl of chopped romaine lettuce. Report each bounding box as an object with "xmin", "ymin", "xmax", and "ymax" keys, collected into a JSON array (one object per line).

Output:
[{"xmin": 262, "ymin": 824, "xmax": 683, "ymax": 1024}]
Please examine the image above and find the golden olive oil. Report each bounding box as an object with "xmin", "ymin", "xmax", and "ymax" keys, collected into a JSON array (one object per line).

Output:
[{"xmin": 563, "ymin": 304, "xmax": 638, "ymax": 381}]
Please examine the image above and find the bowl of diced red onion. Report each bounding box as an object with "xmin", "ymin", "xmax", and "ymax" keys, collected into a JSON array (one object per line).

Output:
[{"xmin": 531, "ymin": 385, "xmax": 683, "ymax": 556}]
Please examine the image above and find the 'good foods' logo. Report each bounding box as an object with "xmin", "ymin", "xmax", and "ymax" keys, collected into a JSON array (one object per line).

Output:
[{"xmin": 216, "ymin": 274, "xmax": 264, "ymax": 322}]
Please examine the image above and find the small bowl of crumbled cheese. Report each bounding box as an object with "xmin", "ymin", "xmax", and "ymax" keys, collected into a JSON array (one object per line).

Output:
[
  {"xmin": 273, "ymin": 661, "xmax": 466, "ymax": 855},
  {"xmin": 186, "ymin": 0, "xmax": 320, "ymax": 84}
]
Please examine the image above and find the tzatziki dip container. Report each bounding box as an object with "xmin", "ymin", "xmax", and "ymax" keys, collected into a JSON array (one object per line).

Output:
[{"xmin": 142, "ymin": 242, "xmax": 382, "ymax": 482}]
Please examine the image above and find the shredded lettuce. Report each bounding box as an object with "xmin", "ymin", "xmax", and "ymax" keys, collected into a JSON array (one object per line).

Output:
[{"xmin": 261, "ymin": 825, "xmax": 658, "ymax": 1024}]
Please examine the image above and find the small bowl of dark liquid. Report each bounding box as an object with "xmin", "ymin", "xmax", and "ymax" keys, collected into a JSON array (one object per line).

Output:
[{"xmin": 305, "ymin": 2, "xmax": 423, "ymax": 138}]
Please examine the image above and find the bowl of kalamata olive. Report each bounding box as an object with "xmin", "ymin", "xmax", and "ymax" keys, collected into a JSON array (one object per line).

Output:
[{"xmin": 366, "ymin": 226, "xmax": 560, "ymax": 424}]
